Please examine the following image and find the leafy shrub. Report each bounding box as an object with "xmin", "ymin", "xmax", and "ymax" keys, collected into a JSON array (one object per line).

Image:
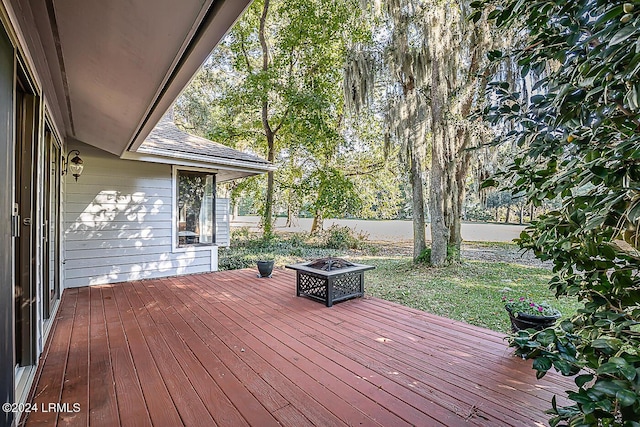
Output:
[
  {"xmin": 465, "ymin": 205, "xmax": 494, "ymax": 222},
  {"xmin": 480, "ymin": 0, "xmax": 640, "ymax": 425},
  {"xmin": 285, "ymin": 232, "xmax": 309, "ymax": 247},
  {"xmin": 220, "ymin": 229, "xmax": 370, "ymax": 271},
  {"xmin": 321, "ymin": 225, "xmax": 368, "ymax": 250},
  {"xmin": 230, "ymin": 226, "xmax": 251, "ymax": 245},
  {"xmin": 416, "ymin": 248, "xmax": 431, "ymax": 264}
]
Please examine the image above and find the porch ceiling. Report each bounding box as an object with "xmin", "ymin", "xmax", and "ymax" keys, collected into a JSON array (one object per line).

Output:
[
  {"xmin": 23, "ymin": 269, "xmax": 575, "ymax": 426},
  {"xmin": 12, "ymin": 0, "xmax": 251, "ymax": 155}
]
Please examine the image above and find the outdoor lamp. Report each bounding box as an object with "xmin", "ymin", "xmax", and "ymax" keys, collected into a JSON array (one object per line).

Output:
[{"xmin": 63, "ymin": 149, "xmax": 84, "ymax": 181}]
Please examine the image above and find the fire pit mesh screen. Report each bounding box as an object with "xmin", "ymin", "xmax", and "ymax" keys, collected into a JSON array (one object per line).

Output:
[
  {"xmin": 332, "ymin": 275, "xmax": 361, "ymax": 299},
  {"xmin": 298, "ymin": 274, "xmax": 328, "ymax": 300}
]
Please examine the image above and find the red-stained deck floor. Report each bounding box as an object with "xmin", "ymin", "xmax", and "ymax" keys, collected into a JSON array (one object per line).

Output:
[{"xmin": 23, "ymin": 268, "xmax": 573, "ymax": 426}]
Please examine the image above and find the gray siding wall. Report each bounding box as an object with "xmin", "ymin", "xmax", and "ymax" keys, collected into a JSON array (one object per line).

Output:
[
  {"xmin": 63, "ymin": 143, "xmax": 223, "ymax": 288},
  {"xmin": 216, "ymin": 198, "xmax": 230, "ymax": 247}
]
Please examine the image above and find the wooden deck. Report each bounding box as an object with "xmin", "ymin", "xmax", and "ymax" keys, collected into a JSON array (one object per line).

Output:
[{"xmin": 23, "ymin": 268, "xmax": 573, "ymax": 426}]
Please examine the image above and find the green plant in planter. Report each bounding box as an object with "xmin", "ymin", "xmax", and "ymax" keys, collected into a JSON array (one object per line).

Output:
[
  {"xmin": 503, "ymin": 296, "xmax": 560, "ymax": 318},
  {"xmin": 503, "ymin": 295, "xmax": 561, "ymax": 332}
]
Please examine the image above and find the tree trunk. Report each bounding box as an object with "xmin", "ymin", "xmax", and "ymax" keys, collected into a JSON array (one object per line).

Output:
[
  {"xmin": 263, "ymin": 142, "xmax": 275, "ymax": 236},
  {"xmin": 410, "ymin": 147, "xmax": 427, "ymax": 261},
  {"xmin": 286, "ymin": 201, "xmax": 294, "ymax": 227},
  {"xmin": 428, "ymin": 53, "xmax": 450, "ymax": 267},
  {"xmin": 429, "ymin": 147, "xmax": 448, "ymax": 266},
  {"xmin": 505, "ymin": 205, "xmax": 511, "ymax": 223},
  {"xmin": 447, "ymin": 131, "xmax": 472, "ymax": 261},
  {"xmin": 259, "ymin": 0, "xmax": 274, "ymax": 238},
  {"xmin": 519, "ymin": 204, "xmax": 524, "ymax": 224},
  {"xmin": 310, "ymin": 211, "xmax": 323, "ymax": 234}
]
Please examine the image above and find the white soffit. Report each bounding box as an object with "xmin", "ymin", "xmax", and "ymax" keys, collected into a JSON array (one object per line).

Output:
[{"xmin": 28, "ymin": 0, "xmax": 251, "ymax": 156}]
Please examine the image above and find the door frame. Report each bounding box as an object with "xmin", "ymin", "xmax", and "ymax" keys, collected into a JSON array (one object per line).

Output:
[
  {"xmin": 14, "ymin": 58, "xmax": 39, "ymax": 369},
  {"xmin": 0, "ymin": 15, "xmax": 15, "ymax": 427},
  {"xmin": 42, "ymin": 122, "xmax": 62, "ymax": 321}
]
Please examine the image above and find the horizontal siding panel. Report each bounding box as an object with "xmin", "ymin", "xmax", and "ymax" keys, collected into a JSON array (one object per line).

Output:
[
  {"xmin": 65, "ymin": 245, "xmax": 221, "ymax": 260},
  {"xmin": 64, "ymin": 228, "xmax": 172, "ymax": 241},
  {"xmin": 64, "ymin": 254, "xmax": 211, "ymax": 279},
  {"xmin": 62, "ymin": 220, "xmax": 171, "ymax": 231},
  {"xmin": 216, "ymin": 198, "xmax": 230, "ymax": 247},
  {"xmin": 65, "ymin": 213, "xmax": 172, "ymax": 223},
  {"xmin": 64, "ymin": 237, "xmax": 173, "ymax": 250},
  {"xmin": 63, "ymin": 264, "xmax": 212, "ymax": 288},
  {"xmin": 64, "ymin": 199, "xmax": 172, "ymax": 211},
  {"xmin": 64, "ymin": 245, "xmax": 176, "ymax": 259},
  {"xmin": 65, "ymin": 251, "xmax": 211, "ymax": 271},
  {"xmin": 65, "ymin": 188, "xmax": 172, "ymax": 201}
]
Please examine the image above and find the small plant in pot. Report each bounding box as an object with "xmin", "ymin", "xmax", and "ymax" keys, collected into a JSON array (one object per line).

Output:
[
  {"xmin": 503, "ymin": 295, "xmax": 561, "ymax": 332},
  {"xmin": 256, "ymin": 260, "xmax": 275, "ymax": 278}
]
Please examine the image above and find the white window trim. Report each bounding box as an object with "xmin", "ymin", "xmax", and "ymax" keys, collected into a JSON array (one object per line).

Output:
[{"xmin": 171, "ymin": 165, "xmax": 218, "ymax": 253}]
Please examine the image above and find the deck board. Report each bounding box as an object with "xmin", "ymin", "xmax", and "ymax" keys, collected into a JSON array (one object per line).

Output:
[
  {"xmin": 26, "ymin": 289, "xmax": 77, "ymax": 427},
  {"xmin": 58, "ymin": 287, "xmax": 89, "ymax": 427},
  {"xmin": 23, "ymin": 268, "xmax": 575, "ymax": 426}
]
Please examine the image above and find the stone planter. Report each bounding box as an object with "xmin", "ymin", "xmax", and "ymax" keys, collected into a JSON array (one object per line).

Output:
[
  {"xmin": 506, "ymin": 306, "xmax": 561, "ymax": 332},
  {"xmin": 256, "ymin": 260, "xmax": 275, "ymax": 278}
]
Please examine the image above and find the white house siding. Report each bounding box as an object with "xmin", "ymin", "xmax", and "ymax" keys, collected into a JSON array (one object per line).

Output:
[
  {"xmin": 63, "ymin": 144, "xmax": 221, "ymax": 288},
  {"xmin": 216, "ymin": 198, "xmax": 230, "ymax": 247}
]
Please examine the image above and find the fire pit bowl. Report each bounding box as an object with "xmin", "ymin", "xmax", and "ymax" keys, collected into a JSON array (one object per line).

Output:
[{"xmin": 285, "ymin": 257, "xmax": 375, "ymax": 307}]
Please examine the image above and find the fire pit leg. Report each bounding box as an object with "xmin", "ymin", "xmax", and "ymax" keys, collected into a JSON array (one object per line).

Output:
[{"xmin": 326, "ymin": 277, "xmax": 333, "ymax": 307}]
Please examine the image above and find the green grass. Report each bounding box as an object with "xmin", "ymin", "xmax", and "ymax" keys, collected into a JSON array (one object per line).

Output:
[
  {"xmin": 351, "ymin": 255, "xmax": 580, "ymax": 334},
  {"xmin": 221, "ymin": 231, "xmax": 581, "ymax": 334}
]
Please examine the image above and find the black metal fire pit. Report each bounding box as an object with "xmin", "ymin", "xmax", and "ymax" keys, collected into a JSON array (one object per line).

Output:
[{"xmin": 285, "ymin": 257, "xmax": 375, "ymax": 307}]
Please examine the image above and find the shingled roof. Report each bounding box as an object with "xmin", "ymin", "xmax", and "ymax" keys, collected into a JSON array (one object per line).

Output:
[{"xmin": 139, "ymin": 113, "xmax": 272, "ymax": 168}]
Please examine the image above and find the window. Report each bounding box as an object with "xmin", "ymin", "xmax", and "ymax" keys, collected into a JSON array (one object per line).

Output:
[{"xmin": 177, "ymin": 169, "xmax": 215, "ymax": 247}]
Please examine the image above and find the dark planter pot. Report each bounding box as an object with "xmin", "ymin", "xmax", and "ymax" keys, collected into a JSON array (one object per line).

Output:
[
  {"xmin": 256, "ymin": 260, "xmax": 275, "ymax": 278},
  {"xmin": 506, "ymin": 306, "xmax": 561, "ymax": 332}
]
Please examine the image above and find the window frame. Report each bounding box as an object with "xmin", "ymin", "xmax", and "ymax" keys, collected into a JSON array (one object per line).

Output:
[{"xmin": 171, "ymin": 165, "xmax": 217, "ymax": 252}]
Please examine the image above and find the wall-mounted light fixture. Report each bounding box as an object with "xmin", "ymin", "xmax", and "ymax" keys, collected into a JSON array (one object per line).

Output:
[{"xmin": 62, "ymin": 149, "xmax": 84, "ymax": 181}]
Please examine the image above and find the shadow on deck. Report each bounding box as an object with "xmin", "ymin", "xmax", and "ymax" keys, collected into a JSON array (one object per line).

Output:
[{"xmin": 23, "ymin": 268, "xmax": 573, "ymax": 426}]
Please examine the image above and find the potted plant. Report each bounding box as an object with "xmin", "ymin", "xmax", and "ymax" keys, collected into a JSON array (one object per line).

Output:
[
  {"xmin": 503, "ymin": 296, "xmax": 561, "ymax": 332},
  {"xmin": 256, "ymin": 259, "xmax": 275, "ymax": 278}
]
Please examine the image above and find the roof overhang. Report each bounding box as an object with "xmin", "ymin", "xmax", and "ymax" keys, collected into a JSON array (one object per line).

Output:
[{"xmin": 9, "ymin": 0, "xmax": 252, "ymax": 156}]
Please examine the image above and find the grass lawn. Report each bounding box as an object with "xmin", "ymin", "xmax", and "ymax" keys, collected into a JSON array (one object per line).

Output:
[
  {"xmin": 351, "ymin": 255, "xmax": 580, "ymax": 334},
  {"xmin": 220, "ymin": 230, "xmax": 581, "ymax": 334}
]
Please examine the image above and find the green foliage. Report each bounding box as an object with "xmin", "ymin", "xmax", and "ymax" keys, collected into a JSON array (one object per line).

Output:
[
  {"xmin": 319, "ymin": 225, "xmax": 369, "ymax": 250},
  {"xmin": 479, "ymin": 0, "xmax": 640, "ymax": 424},
  {"xmin": 502, "ymin": 295, "xmax": 561, "ymax": 318},
  {"xmin": 306, "ymin": 168, "xmax": 362, "ymax": 221},
  {"xmin": 218, "ymin": 229, "xmax": 369, "ymax": 270},
  {"xmin": 416, "ymin": 248, "xmax": 432, "ymax": 264},
  {"xmin": 464, "ymin": 205, "xmax": 494, "ymax": 222},
  {"xmin": 176, "ymin": 0, "xmax": 403, "ymax": 231}
]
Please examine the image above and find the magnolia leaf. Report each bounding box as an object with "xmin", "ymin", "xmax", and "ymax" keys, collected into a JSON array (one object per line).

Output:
[
  {"xmin": 609, "ymin": 26, "xmax": 637, "ymax": 47},
  {"xmin": 552, "ymin": 359, "xmax": 574, "ymax": 375},
  {"xmin": 575, "ymin": 374, "xmax": 594, "ymax": 388},
  {"xmin": 533, "ymin": 357, "xmax": 552, "ymax": 373},
  {"xmin": 592, "ymin": 380, "xmax": 623, "ymax": 396},
  {"xmin": 616, "ymin": 389, "xmax": 637, "ymax": 407}
]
